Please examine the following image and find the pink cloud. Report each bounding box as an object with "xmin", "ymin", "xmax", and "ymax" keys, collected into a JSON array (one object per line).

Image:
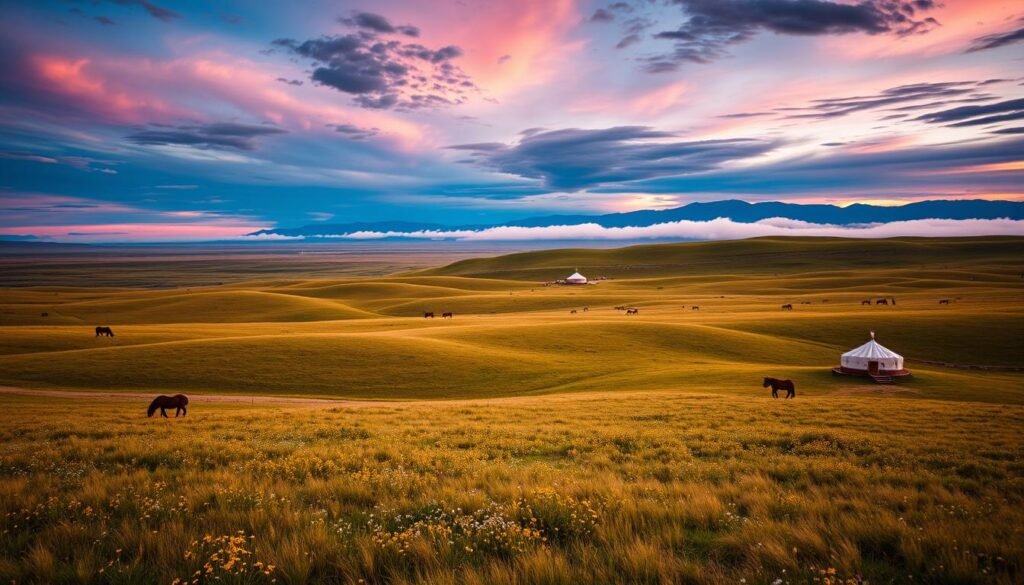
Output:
[
  {"xmin": 32, "ymin": 56, "xmax": 181, "ymax": 123},
  {"xmin": 25, "ymin": 49, "xmax": 433, "ymax": 151},
  {"xmin": 821, "ymin": 1, "xmax": 1020, "ymax": 60}
]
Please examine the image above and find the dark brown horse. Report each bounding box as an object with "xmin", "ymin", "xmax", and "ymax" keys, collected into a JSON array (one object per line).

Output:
[
  {"xmin": 781, "ymin": 304, "xmax": 793, "ymax": 310},
  {"xmin": 442, "ymin": 312, "xmax": 453, "ymax": 319},
  {"xmin": 148, "ymin": 394, "xmax": 188, "ymax": 417},
  {"xmin": 95, "ymin": 326, "xmax": 114, "ymax": 337},
  {"xmin": 424, "ymin": 312, "xmax": 435, "ymax": 319},
  {"xmin": 626, "ymin": 308, "xmax": 639, "ymax": 315},
  {"xmin": 763, "ymin": 377, "xmax": 795, "ymax": 399}
]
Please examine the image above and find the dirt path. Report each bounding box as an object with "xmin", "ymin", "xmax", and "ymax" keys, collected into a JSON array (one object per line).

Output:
[{"xmin": 0, "ymin": 386, "xmax": 382, "ymax": 407}]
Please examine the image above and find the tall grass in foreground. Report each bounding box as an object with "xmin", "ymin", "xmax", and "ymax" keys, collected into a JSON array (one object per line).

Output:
[{"xmin": 1, "ymin": 393, "xmax": 1022, "ymax": 584}]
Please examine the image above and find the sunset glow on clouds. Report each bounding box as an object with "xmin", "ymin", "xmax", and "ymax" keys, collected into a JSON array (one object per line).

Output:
[{"xmin": 0, "ymin": 0, "xmax": 1022, "ymax": 242}]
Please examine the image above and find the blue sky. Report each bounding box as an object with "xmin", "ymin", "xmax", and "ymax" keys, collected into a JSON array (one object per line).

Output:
[{"xmin": 0, "ymin": 0, "xmax": 1022, "ymax": 241}]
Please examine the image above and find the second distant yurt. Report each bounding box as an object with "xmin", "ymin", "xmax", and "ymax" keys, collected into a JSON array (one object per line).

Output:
[
  {"xmin": 832, "ymin": 331, "xmax": 910, "ymax": 383},
  {"xmin": 565, "ymin": 270, "xmax": 588, "ymax": 285}
]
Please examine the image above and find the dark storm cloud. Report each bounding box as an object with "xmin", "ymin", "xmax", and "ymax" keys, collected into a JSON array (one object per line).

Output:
[
  {"xmin": 276, "ymin": 77, "xmax": 303, "ymax": 86},
  {"xmin": 717, "ymin": 111, "xmax": 772, "ymax": 119},
  {"xmin": 616, "ymin": 34, "xmax": 641, "ymax": 49},
  {"xmin": 449, "ymin": 126, "xmax": 779, "ymax": 190},
  {"xmin": 327, "ymin": 123, "xmax": 379, "ymax": 140},
  {"xmin": 272, "ymin": 15, "xmax": 475, "ymax": 110},
  {"xmin": 614, "ymin": 136, "xmax": 1024, "ymax": 196},
  {"xmin": 109, "ymin": 0, "xmax": 179, "ymax": 22},
  {"xmin": 339, "ymin": 12, "xmax": 420, "ymax": 37},
  {"xmin": 590, "ymin": 9, "xmax": 615, "ymax": 23},
  {"xmin": 966, "ymin": 17, "xmax": 1024, "ymax": 53},
  {"xmin": 635, "ymin": 0, "xmax": 939, "ymax": 72},
  {"xmin": 616, "ymin": 16, "xmax": 654, "ymax": 49},
  {"xmin": 127, "ymin": 122, "xmax": 286, "ymax": 151},
  {"xmin": 912, "ymin": 97, "xmax": 1024, "ymax": 127},
  {"xmin": 777, "ymin": 81, "xmax": 1006, "ymax": 121}
]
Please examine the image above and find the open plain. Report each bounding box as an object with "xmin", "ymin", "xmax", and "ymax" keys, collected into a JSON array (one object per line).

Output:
[{"xmin": 1, "ymin": 236, "xmax": 1023, "ymax": 584}]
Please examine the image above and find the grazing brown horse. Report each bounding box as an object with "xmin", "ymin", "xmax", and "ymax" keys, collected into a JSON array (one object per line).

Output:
[
  {"xmin": 95, "ymin": 326, "xmax": 115, "ymax": 337},
  {"xmin": 691, "ymin": 306, "xmax": 699, "ymax": 310},
  {"xmin": 570, "ymin": 309, "xmax": 577, "ymax": 314},
  {"xmin": 763, "ymin": 377, "xmax": 795, "ymax": 399},
  {"xmin": 876, "ymin": 298, "xmax": 888, "ymax": 305},
  {"xmin": 781, "ymin": 304, "xmax": 793, "ymax": 310},
  {"xmin": 626, "ymin": 308, "xmax": 639, "ymax": 315},
  {"xmin": 442, "ymin": 312, "xmax": 453, "ymax": 319},
  {"xmin": 148, "ymin": 394, "xmax": 188, "ymax": 417},
  {"xmin": 424, "ymin": 312, "xmax": 435, "ymax": 318},
  {"xmin": 939, "ymin": 299, "xmax": 951, "ymax": 304},
  {"xmin": 861, "ymin": 300, "xmax": 871, "ymax": 306}
]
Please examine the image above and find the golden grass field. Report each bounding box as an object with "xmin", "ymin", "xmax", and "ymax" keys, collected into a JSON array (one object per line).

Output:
[{"xmin": 1, "ymin": 236, "xmax": 1023, "ymax": 584}]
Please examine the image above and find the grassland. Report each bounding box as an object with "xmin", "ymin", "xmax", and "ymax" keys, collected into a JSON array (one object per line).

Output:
[{"xmin": 1, "ymin": 236, "xmax": 1023, "ymax": 583}]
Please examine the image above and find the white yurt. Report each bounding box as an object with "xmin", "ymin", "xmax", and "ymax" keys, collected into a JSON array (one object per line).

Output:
[
  {"xmin": 565, "ymin": 270, "xmax": 588, "ymax": 285},
  {"xmin": 836, "ymin": 331, "xmax": 908, "ymax": 378}
]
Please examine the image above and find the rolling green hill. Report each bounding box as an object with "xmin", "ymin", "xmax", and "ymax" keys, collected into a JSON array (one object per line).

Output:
[
  {"xmin": 1, "ymin": 236, "xmax": 1021, "ymax": 402},
  {"xmin": 416, "ymin": 236, "xmax": 1024, "ymax": 280}
]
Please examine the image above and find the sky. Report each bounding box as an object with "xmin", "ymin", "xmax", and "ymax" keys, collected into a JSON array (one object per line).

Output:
[{"xmin": 0, "ymin": 0, "xmax": 1022, "ymax": 242}]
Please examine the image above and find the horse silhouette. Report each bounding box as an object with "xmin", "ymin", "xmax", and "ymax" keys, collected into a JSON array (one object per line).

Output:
[
  {"xmin": 691, "ymin": 306, "xmax": 700, "ymax": 310},
  {"xmin": 147, "ymin": 394, "xmax": 189, "ymax": 418},
  {"xmin": 442, "ymin": 312, "xmax": 453, "ymax": 319},
  {"xmin": 876, "ymin": 299, "xmax": 889, "ymax": 305},
  {"xmin": 763, "ymin": 377, "xmax": 795, "ymax": 399},
  {"xmin": 861, "ymin": 300, "xmax": 871, "ymax": 305},
  {"xmin": 626, "ymin": 308, "xmax": 639, "ymax": 315},
  {"xmin": 423, "ymin": 312, "xmax": 435, "ymax": 319},
  {"xmin": 95, "ymin": 326, "xmax": 114, "ymax": 337},
  {"xmin": 781, "ymin": 304, "xmax": 793, "ymax": 310}
]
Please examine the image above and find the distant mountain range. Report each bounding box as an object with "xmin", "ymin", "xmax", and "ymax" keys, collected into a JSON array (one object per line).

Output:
[{"xmin": 250, "ymin": 199, "xmax": 1024, "ymax": 238}]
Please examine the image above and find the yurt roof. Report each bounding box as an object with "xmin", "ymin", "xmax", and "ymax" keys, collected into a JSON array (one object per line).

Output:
[
  {"xmin": 567, "ymin": 272, "xmax": 586, "ymax": 280},
  {"xmin": 842, "ymin": 332, "xmax": 902, "ymax": 359}
]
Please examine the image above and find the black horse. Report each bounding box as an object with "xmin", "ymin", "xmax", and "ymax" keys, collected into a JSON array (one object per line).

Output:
[
  {"xmin": 147, "ymin": 394, "xmax": 189, "ymax": 417},
  {"xmin": 763, "ymin": 377, "xmax": 796, "ymax": 399},
  {"xmin": 95, "ymin": 326, "xmax": 115, "ymax": 337}
]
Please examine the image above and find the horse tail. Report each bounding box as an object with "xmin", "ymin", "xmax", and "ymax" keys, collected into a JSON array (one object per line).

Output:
[{"xmin": 147, "ymin": 398, "xmax": 160, "ymax": 417}]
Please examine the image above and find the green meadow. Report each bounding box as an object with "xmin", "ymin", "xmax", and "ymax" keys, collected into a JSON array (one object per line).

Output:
[{"xmin": 1, "ymin": 236, "xmax": 1022, "ymax": 584}]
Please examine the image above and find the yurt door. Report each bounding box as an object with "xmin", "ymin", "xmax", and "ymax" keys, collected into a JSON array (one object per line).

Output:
[{"xmin": 868, "ymin": 361, "xmax": 879, "ymax": 374}]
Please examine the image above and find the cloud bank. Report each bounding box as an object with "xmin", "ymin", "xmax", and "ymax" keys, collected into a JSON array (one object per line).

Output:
[
  {"xmin": 252, "ymin": 217, "xmax": 1024, "ymax": 242},
  {"xmin": 450, "ymin": 127, "xmax": 777, "ymax": 190}
]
